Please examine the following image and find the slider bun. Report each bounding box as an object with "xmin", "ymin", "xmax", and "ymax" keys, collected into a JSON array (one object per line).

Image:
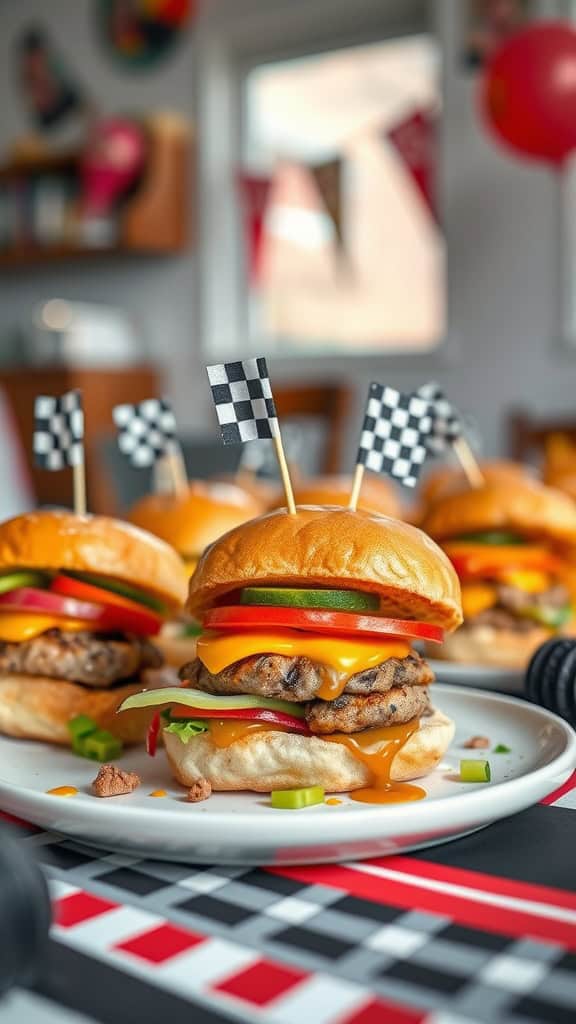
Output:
[
  {"xmin": 420, "ymin": 460, "xmax": 531, "ymax": 509},
  {"xmin": 164, "ymin": 709, "xmax": 454, "ymax": 792},
  {"xmin": 427, "ymin": 624, "xmax": 552, "ymax": 669},
  {"xmin": 422, "ymin": 478, "xmax": 576, "ymax": 546},
  {"xmin": 0, "ymin": 510, "xmax": 187, "ymax": 609},
  {"xmin": 290, "ymin": 475, "xmax": 403, "ymax": 518},
  {"xmin": 188, "ymin": 507, "xmax": 462, "ymax": 631},
  {"xmin": 0, "ymin": 674, "xmax": 171, "ymax": 745},
  {"xmin": 128, "ymin": 480, "xmax": 263, "ymax": 557}
]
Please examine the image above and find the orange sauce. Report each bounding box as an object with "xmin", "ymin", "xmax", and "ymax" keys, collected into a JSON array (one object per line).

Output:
[
  {"xmin": 316, "ymin": 667, "xmax": 349, "ymax": 701},
  {"xmin": 325, "ymin": 798, "xmax": 343, "ymax": 806},
  {"xmin": 324, "ymin": 721, "xmax": 426, "ymax": 805},
  {"xmin": 149, "ymin": 790, "xmax": 167, "ymax": 798},
  {"xmin": 46, "ymin": 786, "xmax": 78, "ymax": 798},
  {"xmin": 208, "ymin": 720, "xmax": 292, "ymax": 748}
]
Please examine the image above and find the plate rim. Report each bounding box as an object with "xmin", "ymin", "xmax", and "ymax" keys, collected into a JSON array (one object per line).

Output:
[{"xmin": 0, "ymin": 685, "xmax": 574, "ymax": 839}]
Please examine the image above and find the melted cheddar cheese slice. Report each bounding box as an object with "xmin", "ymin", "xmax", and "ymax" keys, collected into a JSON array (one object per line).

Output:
[
  {"xmin": 197, "ymin": 630, "xmax": 412, "ymax": 700},
  {"xmin": 0, "ymin": 614, "xmax": 97, "ymax": 643}
]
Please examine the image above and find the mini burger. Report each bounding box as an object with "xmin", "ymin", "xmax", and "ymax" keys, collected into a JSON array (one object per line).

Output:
[
  {"xmin": 418, "ymin": 460, "xmax": 533, "ymax": 516},
  {"xmin": 422, "ymin": 478, "xmax": 576, "ymax": 668},
  {"xmin": 120, "ymin": 508, "xmax": 461, "ymax": 798},
  {"xmin": 287, "ymin": 475, "xmax": 403, "ymax": 519},
  {"xmin": 0, "ymin": 511, "xmax": 187, "ymax": 745},
  {"xmin": 127, "ymin": 480, "xmax": 264, "ymax": 664}
]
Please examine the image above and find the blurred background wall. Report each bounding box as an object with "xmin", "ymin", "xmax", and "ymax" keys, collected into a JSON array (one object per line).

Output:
[{"xmin": 0, "ymin": 0, "xmax": 571, "ymax": 470}]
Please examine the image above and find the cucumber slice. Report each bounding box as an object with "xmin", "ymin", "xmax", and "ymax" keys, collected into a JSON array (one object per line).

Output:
[
  {"xmin": 456, "ymin": 531, "xmax": 525, "ymax": 545},
  {"xmin": 240, "ymin": 587, "xmax": 379, "ymax": 612},
  {"xmin": 519, "ymin": 603, "xmax": 572, "ymax": 629},
  {"xmin": 0, "ymin": 571, "xmax": 48, "ymax": 594},
  {"xmin": 118, "ymin": 686, "xmax": 306, "ymax": 718},
  {"xmin": 271, "ymin": 786, "xmax": 325, "ymax": 809},
  {"xmin": 66, "ymin": 572, "xmax": 166, "ymax": 613}
]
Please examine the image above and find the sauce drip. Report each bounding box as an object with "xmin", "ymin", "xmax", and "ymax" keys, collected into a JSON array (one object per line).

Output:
[
  {"xmin": 208, "ymin": 720, "xmax": 291, "ymax": 748},
  {"xmin": 46, "ymin": 786, "xmax": 78, "ymax": 798},
  {"xmin": 325, "ymin": 798, "xmax": 342, "ymax": 806},
  {"xmin": 324, "ymin": 720, "xmax": 426, "ymax": 805},
  {"xmin": 149, "ymin": 790, "xmax": 167, "ymax": 798},
  {"xmin": 316, "ymin": 667, "xmax": 348, "ymax": 701}
]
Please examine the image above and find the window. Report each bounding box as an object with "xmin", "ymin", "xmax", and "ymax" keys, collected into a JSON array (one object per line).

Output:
[{"xmin": 198, "ymin": 1, "xmax": 444, "ymax": 360}]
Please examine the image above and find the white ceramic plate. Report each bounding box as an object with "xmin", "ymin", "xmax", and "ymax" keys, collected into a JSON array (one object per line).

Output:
[
  {"xmin": 429, "ymin": 659, "xmax": 525, "ymax": 695},
  {"xmin": 0, "ymin": 685, "xmax": 573, "ymax": 866}
]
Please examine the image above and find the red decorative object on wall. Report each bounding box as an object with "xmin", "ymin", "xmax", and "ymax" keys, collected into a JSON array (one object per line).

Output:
[
  {"xmin": 388, "ymin": 109, "xmax": 437, "ymax": 221},
  {"xmin": 237, "ymin": 173, "xmax": 272, "ymax": 282}
]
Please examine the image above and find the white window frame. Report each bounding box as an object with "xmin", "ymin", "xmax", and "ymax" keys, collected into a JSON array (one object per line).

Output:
[{"xmin": 194, "ymin": 0, "xmax": 454, "ymax": 370}]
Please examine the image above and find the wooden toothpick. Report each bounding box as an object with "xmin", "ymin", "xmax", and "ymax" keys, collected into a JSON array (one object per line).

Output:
[
  {"xmin": 165, "ymin": 446, "xmax": 188, "ymax": 498},
  {"xmin": 348, "ymin": 463, "xmax": 365, "ymax": 511},
  {"xmin": 272, "ymin": 428, "xmax": 296, "ymax": 514},
  {"xmin": 73, "ymin": 457, "xmax": 87, "ymax": 516},
  {"xmin": 453, "ymin": 436, "xmax": 485, "ymax": 489}
]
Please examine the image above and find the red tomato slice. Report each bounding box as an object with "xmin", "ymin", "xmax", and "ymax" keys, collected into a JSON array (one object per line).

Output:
[
  {"xmin": 0, "ymin": 586, "xmax": 161, "ymax": 636},
  {"xmin": 146, "ymin": 711, "xmax": 161, "ymax": 757},
  {"xmin": 169, "ymin": 705, "xmax": 311, "ymax": 734},
  {"xmin": 203, "ymin": 606, "xmax": 444, "ymax": 643},
  {"xmin": 51, "ymin": 575, "xmax": 155, "ymax": 616}
]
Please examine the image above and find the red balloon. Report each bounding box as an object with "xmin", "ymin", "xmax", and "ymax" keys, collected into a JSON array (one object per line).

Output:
[{"xmin": 480, "ymin": 21, "xmax": 576, "ymax": 168}]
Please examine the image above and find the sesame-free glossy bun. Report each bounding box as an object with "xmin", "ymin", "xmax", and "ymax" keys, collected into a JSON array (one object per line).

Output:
[
  {"xmin": 289, "ymin": 475, "xmax": 403, "ymax": 518},
  {"xmin": 419, "ymin": 460, "xmax": 531, "ymax": 510},
  {"xmin": 164, "ymin": 708, "xmax": 454, "ymax": 792},
  {"xmin": 188, "ymin": 507, "xmax": 462, "ymax": 631},
  {"xmin": 422, "ymin": 478, "xmax": 576, "ymax": 546},
  {"xmin": 0, "ymin": 510, "xmax": 187, "ymax": 609},
  {"xmin": 128, "ymin": 480, "xmax": 263, "ymax": 558}
]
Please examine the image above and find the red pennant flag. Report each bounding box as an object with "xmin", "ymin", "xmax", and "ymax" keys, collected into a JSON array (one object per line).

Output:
[
  {"xmin": 237, "ymin": 173, "xmax": 273, "ymax": 282},
  {"xmin": 387, "ymin": 109, "xmax": 437, "ymax": 222}
]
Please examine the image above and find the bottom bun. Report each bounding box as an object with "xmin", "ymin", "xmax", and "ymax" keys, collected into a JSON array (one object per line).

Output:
[
  {"xmin": 164, "ymin": 708, "xmax": 454, "ymax": 793},
  {"xmin": 428, "ymin": 624, "xmax": 552, "ymax": 669},
  {"xmin": 0, "ymin": 673, "xmax": 167, "ymax": 746}
]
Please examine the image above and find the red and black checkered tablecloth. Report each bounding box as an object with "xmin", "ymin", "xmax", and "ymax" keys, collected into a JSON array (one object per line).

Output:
[{"xmin": 3, "ymin": 772, "xmax": 576, "ymax": 1024}]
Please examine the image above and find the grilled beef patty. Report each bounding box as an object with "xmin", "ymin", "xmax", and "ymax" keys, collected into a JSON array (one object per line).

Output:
[
  {"xmin": 0, "ymin": 629, "xmax": 162, "ymax": 688},
  {"xmin": 179, "ymin": 651, "xmax": 433, "ymax": 703},
  {"xmin": 306, "ymin": 683, "xmax": 431, "ymax": 734},
  {"xmin": 467, "ymin": 582, "xmax": 571, "ymax": 633}
]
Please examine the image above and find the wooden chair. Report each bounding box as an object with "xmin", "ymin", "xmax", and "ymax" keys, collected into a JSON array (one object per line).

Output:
[
  {"xmin": 273, "ymin": 382, "xmax": 352, "ymax": 474},
  {"xmin": 509, "ymin": 409, "xmax": 576, "ymax": 465}
]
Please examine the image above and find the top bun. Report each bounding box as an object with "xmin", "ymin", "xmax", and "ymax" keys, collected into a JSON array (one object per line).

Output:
[
  {"xmin": 128, "ymin": 480, "xmax": 263, "ymax": 558},
  {"xmin": 0, "ymin": 511, "xmax": 187, "ymax": 609},
  {"xmin": 289, "ymin": 475, "xmax": 402, "ymax": 519},
  {"xmin": 188, "ymin": 507, "xmax": 462, "ymax": 631},
  {"xmin": 422, "ymin": 477, "xmax": 576, "ymax": 546},
  {"xmin": 419, "ymin": 460, "xmax": 531, "ymax": 509}
]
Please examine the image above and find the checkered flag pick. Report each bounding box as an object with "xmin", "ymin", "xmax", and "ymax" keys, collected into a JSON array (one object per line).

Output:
[
  {"xmin": 417, "ymin": 381, "xmax": 463, "ymax": 454},
  {"xmin": 356, "ymin": 383, "xmax": 433, "ymax": 488},
  {"xmin": 33, "ymin": 390, "xmax": 84, "ymax": 470},
  {"xmin": 113, "ymin": 398, "xmax": 179, "ymax": 468},
  {"xmin": 207, "ymin": 358, "xmax": 278, "ymax": 445}
]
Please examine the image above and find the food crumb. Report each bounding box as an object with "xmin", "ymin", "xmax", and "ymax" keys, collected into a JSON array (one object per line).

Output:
[
  {"xmin": 149, "ymin": 789, "xmax": 167, "ymax": 798},
  {"xmin": 325, "ymin": 798, "xmax": 342, "ymax": 806},
  {"xmin": 187, "ymin": 778, "xmax": 212, "ymax": 803},
  {"xmin": 91, "ymin": 764, "xmax": 140, "ymax": 798},
  {"xmin": 462, "ymin": 735, "xmax": 490, "ymax": 749}
]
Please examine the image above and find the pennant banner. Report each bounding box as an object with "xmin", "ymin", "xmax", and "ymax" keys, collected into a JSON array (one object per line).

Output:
[
  {"xmin": 310, "ymin": 158, "xmax": 343, "ymax": 247},
  {"xmin": 236, "ymin": 173, "xmax": 272, "ymax": 283},
  {"xmin": 388, "ymin": 108, "xmax": 437, "ymax": 222}
]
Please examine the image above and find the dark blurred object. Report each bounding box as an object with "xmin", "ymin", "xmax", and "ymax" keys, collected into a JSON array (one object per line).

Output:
[
  {"xmin": 274, "ymin": 383, "xmax": 351, "ymax": 474},
  {"xmin": 0, "ymin": 823, "xmax": 51, "ymax": 998},
  {"xmin": 99, "ymin": 0, "xmax": 193, "ymax": 70},
  {"xmin": 463, "ymin": 0, "xmax": 528, "ymax": 70},
  {"xmin": 509, "ymin": 408, "xmax": 576, "ymax": 467},
  {"xmin": 1, "ymin": 365, "xmax": 160, "ymax": 514},
  {"xmin": 481, "ymin": 21, "xmax": 576, "ymax": 168},
  {"xmin": 17, "ymin": 26, "xmax": 86, "ymax": 131},
  {"xmin": 526, "ymin": 638, "xmax": 576, "ymax": 725}
]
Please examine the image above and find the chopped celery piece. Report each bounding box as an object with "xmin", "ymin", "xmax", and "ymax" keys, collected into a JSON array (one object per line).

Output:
[
  {"xmin": 493, "ymin": 744, "xmax": 511, "ymax": 754},
  {"xmin": 67, "ymin": 714, "xmax": 98, "ymax": 741},
  {"xmin": 460, "ymin": 759, "xmax": 491, "ymax": 783},
  {"xmin": 271, "ymin": 786, "xmax": 325, "ymax": 809},
  {"xmin": 118, "ymin": 687, "xmax": 306, "ymax": 718},
  {"xmin": 79, "ymin": 730, "xmax": 123, "ymax": 762}
]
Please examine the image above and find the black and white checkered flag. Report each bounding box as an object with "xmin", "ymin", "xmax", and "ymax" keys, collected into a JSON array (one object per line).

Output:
[
  {"xmin": 207, "ymin": 358, "xmax": 278, "ymax": 445},
  {"xmin": 113, "ymin": 398, "xmax": 179, "ymax": 468},
  {"xmin": 416, "ymin": 381, "xmax": 462, "ymax": 454},
  {"xmin": 356, "ymin": 383, "xmax": 433, "ymax": 488},
  {"xmin": 33, "ymin": 390, "xmax": 84, "ymax": 470}
]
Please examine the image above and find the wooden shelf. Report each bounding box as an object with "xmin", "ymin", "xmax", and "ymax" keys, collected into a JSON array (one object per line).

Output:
[{"xmin": 0, "ymin": 116, "xmax": 191, "ymax": 266}]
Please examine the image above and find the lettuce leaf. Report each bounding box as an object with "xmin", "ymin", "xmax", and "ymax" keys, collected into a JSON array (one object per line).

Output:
[{"xmin": 163, "ymin": 716, "xmax": 208, "ymax": 745}]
